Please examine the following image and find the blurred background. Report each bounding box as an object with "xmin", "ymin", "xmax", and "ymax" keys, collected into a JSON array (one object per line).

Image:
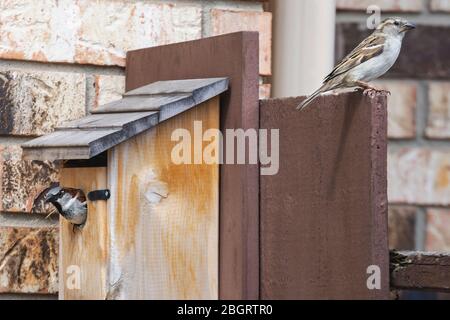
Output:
[{"xmin": 0, "ymin": 0, "xmax": 448, "ymax": 299}]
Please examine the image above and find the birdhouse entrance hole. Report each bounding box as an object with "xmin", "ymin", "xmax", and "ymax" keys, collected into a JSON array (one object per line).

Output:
[
  {"xmin": 55, "ymin": 151, "xmax": 109, "ymax": 230},
  {"xmin": 58, "ymin": 164, "xmax": 108, "ymax": 298}
]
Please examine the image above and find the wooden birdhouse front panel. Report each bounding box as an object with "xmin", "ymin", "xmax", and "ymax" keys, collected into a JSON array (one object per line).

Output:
[
  {"xmin": 106, "ymin": 97, "xmax": 219, "ymax": 299},
  {"xmin": 58, "ymin": 167, "xmax": 108, "ymax": 300},
  {"xmin": 22, "ymin": 78, "xmax": 228, "ymax": 300}
]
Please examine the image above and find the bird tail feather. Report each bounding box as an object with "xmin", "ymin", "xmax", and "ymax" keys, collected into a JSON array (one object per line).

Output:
[{"xmin": 296, "ymin": 85, "xmax": 326, "ymax": 111}]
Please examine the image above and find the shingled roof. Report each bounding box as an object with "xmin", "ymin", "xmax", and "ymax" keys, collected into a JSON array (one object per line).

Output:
[{"xmin": 22, "ymin": 78, "xmax": 229, "ymax": 161}]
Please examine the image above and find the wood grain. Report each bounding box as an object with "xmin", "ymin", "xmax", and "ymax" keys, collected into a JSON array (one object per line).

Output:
[
  {"xmin": 107, "ymin": 97, "xmax": 219, "ymax": 299},
  {"xmin": 59, "ymin": 167, "xmax": 108, "ymax": 300}
]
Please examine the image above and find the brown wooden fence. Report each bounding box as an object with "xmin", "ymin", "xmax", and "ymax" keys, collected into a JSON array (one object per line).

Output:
[{"xmin": 260, "ymin": 93, "xmax": 389, "ymax": 299}]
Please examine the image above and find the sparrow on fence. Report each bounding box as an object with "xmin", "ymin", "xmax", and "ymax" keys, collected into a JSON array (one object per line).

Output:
[
  {"xmin": 34, "ymin": 186, "xmax": 87, "ymax": 228},
  {"xmin": 297, "ymin": 17, "xmax": 415, "ymax": 111}
]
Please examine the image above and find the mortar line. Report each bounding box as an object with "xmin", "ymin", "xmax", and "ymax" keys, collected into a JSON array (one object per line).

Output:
[
  {"xmin": 0, "ymin": 212, "xmax": 59, "ymax": 228},
  {"xmin": 336, "ymin": 12, "xmax": 450, "ymax": 26},
  {"xmin": 415, "ymin": 80, "xmax": 429, "ymax": 142},
  {"xmin": 0, "ymin": 59, "xmax": 124, "ymax": 76}
]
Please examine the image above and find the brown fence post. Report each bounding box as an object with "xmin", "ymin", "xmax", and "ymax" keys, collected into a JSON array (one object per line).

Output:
[{"xmin": 260, "ymin": 92, "xmax": 389, "ymax": 299}]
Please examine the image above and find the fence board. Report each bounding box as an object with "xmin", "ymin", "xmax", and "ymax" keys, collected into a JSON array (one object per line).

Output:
[{"xmin": 260, "ymin": 92, "xmax": 389, "ymax": 299}]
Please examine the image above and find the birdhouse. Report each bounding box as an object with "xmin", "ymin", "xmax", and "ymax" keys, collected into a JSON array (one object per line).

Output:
[{"xmin": 21, "ymin": 77, "xmax": 228, "ymax": 300}]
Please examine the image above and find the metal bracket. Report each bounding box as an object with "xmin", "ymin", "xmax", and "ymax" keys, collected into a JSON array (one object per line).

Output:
[{"xmin": 87, "ymin": 189, "xmax": 111, "ymax": 201}]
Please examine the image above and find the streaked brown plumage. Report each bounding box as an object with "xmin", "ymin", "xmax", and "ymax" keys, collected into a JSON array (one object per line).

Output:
[
  {"xmin": 34, "ymin": 185, "xmax": 87, "ymax": 227},
  {"xmin": 297, "ymin": 17, "xmax": 415, "ymax": 111}
]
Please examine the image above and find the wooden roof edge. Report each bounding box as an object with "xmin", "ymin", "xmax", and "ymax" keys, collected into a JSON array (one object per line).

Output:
[
  {"xmin": 156, "ymin": 77, "xmax": 229, "ymax": 122},
  {"xmin": 91, "ymin": 77, "xmax": 229, "ymax": 114},
  {"xmin": 21, "ymin": 77, "xmax": 228, "ymax": 161},
  {"xmin": 54, "ymin": 111, "xmax": 158, "ymax": 131},
  {"xmin": 191, "ymin": 77, "xmax": 229, "ymax": 105},
  {"xmin": 22, "ymin": 112, "xmax": 159, "ymax": 161},
  {"xmin": 22, "ymin": 146, "xmax": 92, "ymax": 161},
  {"xmin": 123, "ymin": 77, "xmax": 229, "ymax": 97}
]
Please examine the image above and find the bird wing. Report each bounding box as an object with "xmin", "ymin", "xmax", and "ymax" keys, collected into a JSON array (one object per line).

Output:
[{"xmin": 324, "ymin": 33, "xmax": 386, "ymax": 83}]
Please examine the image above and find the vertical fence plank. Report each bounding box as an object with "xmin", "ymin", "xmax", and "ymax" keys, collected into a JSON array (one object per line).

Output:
[{"xmin": 260, "ymin": 92, "xmax": 389, "ymax": 299}]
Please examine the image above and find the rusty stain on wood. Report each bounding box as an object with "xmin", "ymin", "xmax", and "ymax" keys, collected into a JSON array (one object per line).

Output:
[
  {"xmin": 59, "ymin": 167, "xmax": 108, "ymax": 300},
  {"xmin": 107, "ymin": 97, "xmax": 219, "ymax": 299}
]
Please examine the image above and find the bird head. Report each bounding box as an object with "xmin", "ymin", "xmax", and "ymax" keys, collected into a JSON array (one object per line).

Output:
[
  {"xmin": 44, "ymin": 186, "xmax": 65, "ymax": 203},
  {"xmin": 377, "ymin": 17, "xmax": 416, "ymax": 37}
]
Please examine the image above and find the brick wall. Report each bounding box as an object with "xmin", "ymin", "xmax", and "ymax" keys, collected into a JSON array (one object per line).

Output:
[
  {"xmin": 336, "ymin": 0, "xmax": 450, "ymax": 254},
  {"xmin": 0, "ymin": 0, "xmax": 271, "ymax": 298}
]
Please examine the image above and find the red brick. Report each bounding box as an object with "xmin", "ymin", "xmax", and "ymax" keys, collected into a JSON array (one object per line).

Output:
[
  {"xmin": 388, "ymin": 206, "xmax": 416, "ymax": 250},
  {"xmin": 93, "ymin": 75, "xmax": 125, "ymax": 110},
  {"xmin": 374, "ymin": 80, "xmax": 416, "ymax": 139},
  {"xmin": 0, "ymin": 69, "xmax": 85, "ymax": 136},
  {"xmin": 426, "ymin": 209, "xmax": 450, "ymax": 251},
  {"xmin": 0, "ymin": 227, "xmax": 58, "ymax": 294},
  {"xmin": 426, "ymin": 81, "xmax": 450, "ymax": 139},
  {"xmin": 210, "ymin": 9, "xmax": 272, "ymax": 76},
  {"xmin": 388, "ymin": 148, "xmax": 450, "ymax": 206},
  {"xmin": 0, "ymin": 145, "xmax": 60, "ymax": 214},
  {"xmin": 0, "ymin": 1, "xmax": 202, "ymax": 66}
]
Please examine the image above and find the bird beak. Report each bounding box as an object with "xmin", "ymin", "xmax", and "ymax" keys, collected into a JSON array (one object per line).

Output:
[
  {"xmin": 44, "ymin": 194, "xmax": 54, "ymax": 203},
  {"xmin": 400, "ymin": 22, "xmax": 416, "ymax": 33}
]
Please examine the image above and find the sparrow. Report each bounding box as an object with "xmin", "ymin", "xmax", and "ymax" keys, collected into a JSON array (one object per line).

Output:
[
  {"xmin": 297, "ymin": 17, "xmax": 416, "ymax": 111},
  {"xmin": 35, "ymin": 186, "xmax": 87, "ymax": 227}
]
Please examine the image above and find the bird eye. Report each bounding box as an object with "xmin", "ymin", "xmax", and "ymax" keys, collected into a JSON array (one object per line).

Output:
[{"xmin": 394, "ymin": 21, "xmax": 400, "ymax": 26}]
